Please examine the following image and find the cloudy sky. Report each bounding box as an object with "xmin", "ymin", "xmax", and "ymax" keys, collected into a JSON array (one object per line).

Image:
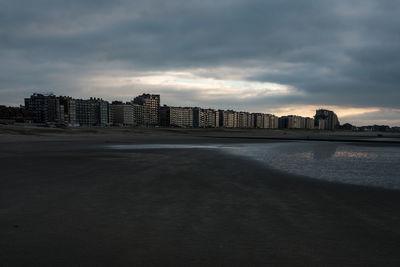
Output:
[{"xmin": 1, "ymin": 0, "xmax": 399, "ymax": 126}]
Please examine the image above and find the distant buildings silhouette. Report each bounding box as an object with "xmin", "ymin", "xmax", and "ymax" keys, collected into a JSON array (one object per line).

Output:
[{"xmin": 0, "ymin": 93, "xmax": 398, "ymax": 131}]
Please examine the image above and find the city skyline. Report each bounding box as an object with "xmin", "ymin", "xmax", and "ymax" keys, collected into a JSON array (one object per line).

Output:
[
  {"xmin": 16, "ymin": 92, "xmax": 350, "ymax": 130},
  {"xmin": 2, "ymin": 91, "xmax": 399, "ymax": 128},
  {"xmin": 1, "ymin": 1, "xmax": 400, "ymax": 126}
]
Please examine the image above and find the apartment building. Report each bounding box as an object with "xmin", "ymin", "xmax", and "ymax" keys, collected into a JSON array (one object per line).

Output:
[
  {"xmin": 219, "ymin": 110, "xmax": 238, "ymax": 128},
  {"xmin": 110, "ymin": 101, "xmax": 134, "ymax": 125},
  {"xmin": 24, "ymin": 93, "xmax": 62, "ymax": 124},
  {"xmin": 314, "ymin": 109, "xmax": 340, "ymax": 130},
  {"xmin": 59, "ymin": 96, "xmax": 77, "ymax": 125},
  {"xmin": 160, "ymin": 105, "xmax": 194, "ymax": 127},
  {"xmin": 132, "ymin": 94, "xmax": 160, "ymax": 126},
  {"xmin": 193, "ymin": 108, "xmax": 218, "ymax": 128}
]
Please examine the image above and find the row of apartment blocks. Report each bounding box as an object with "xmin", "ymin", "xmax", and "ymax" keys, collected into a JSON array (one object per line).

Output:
[
  {"xmin": 24, "ymin": 93, "xmax": 160, "ymax": 126},
  {"xmin": 22, "ymin": 93, "xmax": 340, "ymax": 130},
  {"xmin": 160, "ymin": 106, "xmax": 281, "ymax": 129},
  {"xmin": 161, "ymin": 108, "xmax": 339, "ymax": 130}
]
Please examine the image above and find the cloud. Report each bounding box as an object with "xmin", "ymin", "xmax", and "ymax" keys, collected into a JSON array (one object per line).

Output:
[
  {"xmin": 339, "ymin": 108, "xmax": 400, "ymax": 126},
  {"xmin": 0, "ymin": 0, "xmax": 399, "ymax": 125}
]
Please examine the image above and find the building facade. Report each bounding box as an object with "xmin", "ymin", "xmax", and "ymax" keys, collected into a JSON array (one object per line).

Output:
[
  {"xmin": 160, "ymin": 105, "xmax": 194, "ymax": 128},
  {"xmin": 110, "ymin": 102, "xmax": 134, "ymax": 125},
  {"xmin": 59, "ymin": 96, "xmax": 77, "ymax": 125},
  {"xmin": 314, "ymin": 109, "xmax": 340, "ymax": 130},
  {"xmin": 24, "ymin": 93, "xmax": 62, "ymax": 124},
  {"xmin": 132, "ymin": 94, "xmax": 160, "ymax": 126},
  {"xmin": 193, "ymin": 108, "xmax": 216, "ymax": 128},
  {"xmin": 219, "ymin": 110, "xmax": 238, "ymax": 128},
  {"xmin": 17, "ymin": 93, "xmax": 348, "ymax": 131}
]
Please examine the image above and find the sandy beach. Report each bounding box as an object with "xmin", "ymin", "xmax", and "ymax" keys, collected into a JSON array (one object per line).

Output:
[{"xmin": 1, "ymin": 127, "xmax": 400, "ymax": 266}]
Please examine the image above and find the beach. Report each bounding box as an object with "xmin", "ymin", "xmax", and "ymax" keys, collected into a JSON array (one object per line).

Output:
[{"xmin": 1, "ymin": 127, "xmax": 400, "ymax": 266}]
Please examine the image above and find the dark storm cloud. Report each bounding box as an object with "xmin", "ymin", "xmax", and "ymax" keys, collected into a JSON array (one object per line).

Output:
[{"xmin": 1, "ymin": 0, "xmax": 399, "ymax": 116}]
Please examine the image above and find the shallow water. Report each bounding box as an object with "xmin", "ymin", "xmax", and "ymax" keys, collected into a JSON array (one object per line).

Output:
[
  {"xmin": 108, "ymin": 142, "xmax": 400, "ymax": 190},
  {"xmin": 364, "ymin": 137, "xmax": 400, "ymax": 142},
  {"xmin": 108, "ymin": 144, "xmax": 221, "ymax": 150},
  {"xmin": 223, "ymin": 142, "xmax": 400, "ymax": 190}
]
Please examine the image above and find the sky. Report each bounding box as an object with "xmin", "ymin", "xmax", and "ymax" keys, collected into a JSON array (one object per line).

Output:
[{"xmin": 1, "ymin": 0, "xmax": 399, "ymax": 126}]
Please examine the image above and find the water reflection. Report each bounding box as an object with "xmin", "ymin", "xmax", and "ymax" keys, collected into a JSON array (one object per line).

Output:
[
  {"xmin": 107, "ymin": 142, "xmax": 400, "ymax": 190},
  {"xmin": 311, "ymin": 143, "xmax": 337, "ymax": 160},
  {"xmin": 222, "ymin": 142, "xmax": 400, "ymax": 190},
  {"xmin": 333, "ymin": 150, "xmax": 378, "ymax": 160}
]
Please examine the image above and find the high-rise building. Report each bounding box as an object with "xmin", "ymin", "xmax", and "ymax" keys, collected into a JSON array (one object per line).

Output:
[
  {"xmin": 258, "ymin": 114, "xmax": 279, "ymax": 129},
  {"xmin": 248, "ymin": 113, "xmax": 254, "ymax": 128},
  {"xmin": 314, "ymin": 109, "xmax": 340, "ymax": 130},
  {"xmin": 133, "ymin": 104, "xmax": 144, "ymax": 125},
  {"xmin": 58, "ymin": 96, "xmax": 77, "ymax": 125},
  {"xmin": 24, "ymin": 93, "xmax": 61, "ymax": 123},
  {"xmin": 253, "ymin": 113, "xmax": 264, "ymax": 128},
  {"xmin": 75, "ymin": 99, "xmax": 95, "ymax": 126},
  {"xmin": 278, "ymin": 115, "xmax": 314, "ymax": 129},
  {"xmin": 160, "ymin": 105, "xmax": 194, "ymax": 128},
  {"xmin": 279, "ymin": 115, "xmax": 302, "ymax": 129},
  {"xmin": 97, "ymin": 99, "xmax": 109, "ymax": 126},
  {"xmin": 160, "ymin": 105, "xmax": 171, "ymax": 127},
  {"xmin": 132, "ymin": 94, "xmax": 160, "ymax": 126},
  {"xmin": 305, "ymin": 117, "xmax": 315, "ymax": 129},
  {"xmin": 271, "ymin": 115, "xmax": 279, "ymax": 129},
  {"xmin": 238, "ymin": 112, "xmax": 252, "ymax": 128},
  {"xmin": 219, "ymin": 110, "xmax": 238, "ymax": 128},
  {"xmin": 218, "ymin": 110, "xmax": 224, "ymax": 127},
  {"xmin": 204, "ymin": 109, "xmax": 218, "ymax": 128},
  {"xmin": 193, "ymin": 108, "xmax": 218, "ymax": 128},
  {"xmin": 262, "ymin": 114, "xmax": 270, "ymax": 128},
  {"xmin": 110, "ymin": 101, "xmax": 134, "ymax": 125},
  {"xmin": 74, "ymin": 98, "xmax": 109, "ymax": 126},
  {"xmin": 173, "ymin": 107, "xmax": 194, "ymax": 128}
]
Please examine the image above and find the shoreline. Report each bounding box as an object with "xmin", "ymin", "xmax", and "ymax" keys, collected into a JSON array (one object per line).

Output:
[{"xmin": 1, "ymin": 124, "xmax": 400, "ymax": 144}]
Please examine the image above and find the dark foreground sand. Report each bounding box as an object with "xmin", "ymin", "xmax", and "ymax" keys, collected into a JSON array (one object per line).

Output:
[{"xmin": 1, "ymin": 132, "xmax": 400, "ymax": 266}]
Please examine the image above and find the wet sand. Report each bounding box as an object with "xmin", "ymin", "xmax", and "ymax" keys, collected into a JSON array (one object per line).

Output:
[{"xmin": 1, "ymin": 133, "xmax": 400, "ymax": 266}]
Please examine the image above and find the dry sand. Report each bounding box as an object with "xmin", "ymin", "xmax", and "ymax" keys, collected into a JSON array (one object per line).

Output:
[
  {"xmin": 1, "ymin": 124, "xmax": 400, "ymax": 140},
  {"xmin": 1, "ymin": 127, "xmax": 400, "ymax": 266}
]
